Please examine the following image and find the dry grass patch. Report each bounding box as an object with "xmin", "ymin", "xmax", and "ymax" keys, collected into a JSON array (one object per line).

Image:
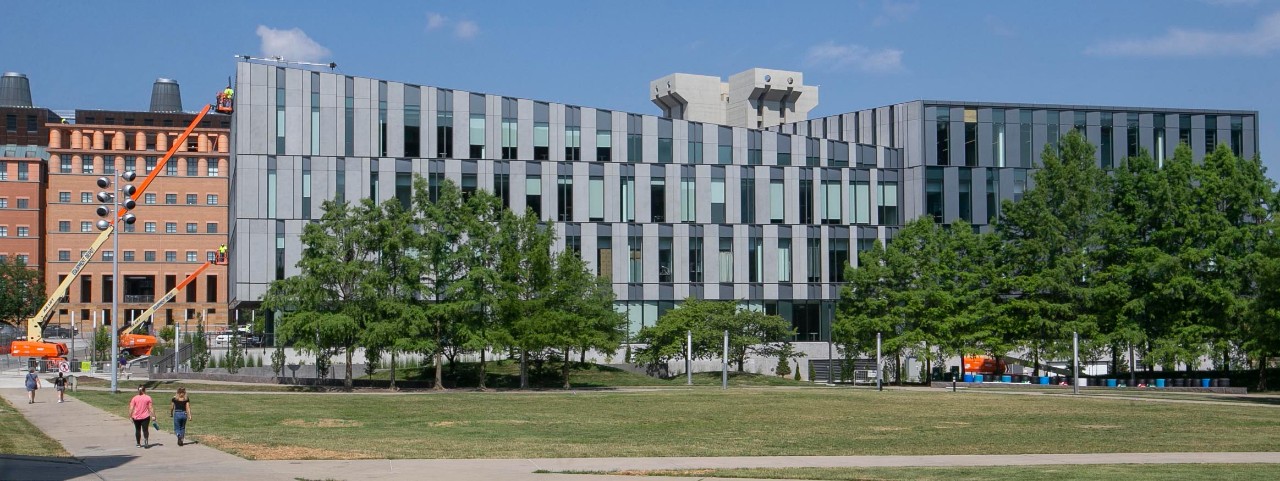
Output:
[
  {"xmin": 281, "ymin": 418, "xmax": 364, "ymax": 428},
  {"xmin": 199, "ymin": 434, "xmax": 377, "ymax": 460}
]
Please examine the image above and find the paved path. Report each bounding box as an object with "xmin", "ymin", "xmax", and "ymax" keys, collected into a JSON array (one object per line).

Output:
[{"xmin": 4, "ymin": 374, "xmax": 1280, "ymax": 481}]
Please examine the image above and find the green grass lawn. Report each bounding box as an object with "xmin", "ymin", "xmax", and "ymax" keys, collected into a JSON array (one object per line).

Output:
[
  {"xmin": 559, "ymin": 464, "xmax": 1280, "ymax": 481},
  {"xmin": 364, "ymin": 360, "xmax": 810, "ymax": 389},
  {"xmin": 73, "ymin": 376, "xmax": 327, "ymax": 393},
  {"xmin": 68, "ymin": 387, "xmax": 1280, "ymax": 460},
  {"xmin": 0, "ymin": 396, "xmax": 68, "ymax": 457}
]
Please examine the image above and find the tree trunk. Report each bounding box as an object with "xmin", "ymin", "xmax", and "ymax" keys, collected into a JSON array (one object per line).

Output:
[
  {"xmin": 580, "ymin": 347, "xmax": 587, "ymax": 365},
  {"xmin": 434, "ymin": 318, "xmax": 445, "ymax": 391},
  {"xmin": 344, "ymin": 349, "xmax": 354, "ymax": 389},
  {"xmin": 390, "ymin": 351, "xmax": 397, "ymax": 390},
  {"xmin": 894, "ymin": 352, "xmax": 902, "ymax": 386},
  {"xmin": 1259, "ymin": 356, "xmax": 1268, "ymax": 392},
  {"xmin": 1223, "ymin": 350, "xmax": 1231, "ymax": 373},
  {"xmin": 562, "ymin": 347, "xmax": 572, "ymax": 389},
  {"xmin": 1033, "ymin": 350, "xmax": 1040, "ymax": 377},
  {"xmin": 519, "ymin": 349, "xmax": 529, "ymax": 389},
  {"xmin": 477, "ymin": 349, "xmax": 488, "ymax": 390}
]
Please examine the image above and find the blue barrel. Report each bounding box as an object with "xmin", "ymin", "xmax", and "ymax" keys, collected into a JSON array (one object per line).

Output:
[
  {"xmin": 1106, "ymin": 379, "xmax": 1118, "ymax": 387},
  {"xmin": 1201, "ymin": 378, "xmax": 1211, "ymax": 388},
  {"xmin": 963, "ymin": 374, "xmax": 974, "ymax": 383},
  {"xmin": 1155, "ymin": 378, "xmax": 1166, "ymax": 388},
  {"xmin": 974, "ymin": 374, "xmax": 984, "ymax": 383},
  {"xmin": 1001, "ymin": 375, "xmax": 1012, "ymax": 383},
  {"xmin": 1039, "ymin": 376, "xmax": 1050, "ymax": 385}
]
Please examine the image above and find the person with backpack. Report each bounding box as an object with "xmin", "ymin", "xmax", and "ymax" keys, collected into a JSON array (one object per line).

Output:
[{"xmin": 53, "ymin": 373, "xmax": 68, "ymax": 403}]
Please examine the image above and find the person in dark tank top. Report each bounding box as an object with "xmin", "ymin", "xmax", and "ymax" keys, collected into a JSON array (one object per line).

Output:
[{"xmin": 169, "ymin": 387, "xmax": 194, "ymax": 446}]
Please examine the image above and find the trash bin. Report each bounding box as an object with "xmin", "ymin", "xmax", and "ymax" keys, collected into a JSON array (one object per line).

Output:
[
  {"xmin": 1039, "ymin": 376, "xmax": 1050, "ymax": 385},
  {"xmin": 1201, "ymin": 378, "xmax": 1211, "ymax": 388},
  {"xmin": 1001, "ymin": 375, "xmax": 1012, "ymax": 383},
  {"xmin": 1155, "ymin": 378, "xmax": 1166, "ymax": 388},
  {"xmin": 963, "ymin": 374, "xmax": 974, "ymax": 383},
  {"xmin": 974, "ymin": 374, "xmax": 984, "ymax": 383},
  {"xmin": 81, "ymin": 361, "xmax": 91, "ymax": 373},
  {"xmin": 1106, "ymin": 379, "xmax": 1118, "ymax": 388},
  {"xmin": 1077, "ymin": 377, "xmax": 1088, "ymax": 387},
  {"xmin": 1218, "ymin": 378, "xmax": 1230, "ymax": 388},
  {"xmin": 70, "ymin": 358, "xmax": 81, "ymax": 372}
]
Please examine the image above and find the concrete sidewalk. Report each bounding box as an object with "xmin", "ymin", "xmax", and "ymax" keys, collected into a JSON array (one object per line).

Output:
[{"xmin": 4, "ymin": 381, "xmax": 1280, "ymax": 481}]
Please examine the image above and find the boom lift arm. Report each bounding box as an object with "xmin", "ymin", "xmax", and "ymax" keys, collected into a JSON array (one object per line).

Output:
[
  {"xmin": 118, "ymin": 257, "xmax": 221, "ymax": 357},
  {"xmin": 13, "ymin": 103, "xmax": 218, "ymax": 360}
]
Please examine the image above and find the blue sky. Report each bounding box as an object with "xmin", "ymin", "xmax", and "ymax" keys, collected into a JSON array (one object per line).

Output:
[{"xmin": 6, "ymin": 1, "xmax": 1276, "ymax": 176}]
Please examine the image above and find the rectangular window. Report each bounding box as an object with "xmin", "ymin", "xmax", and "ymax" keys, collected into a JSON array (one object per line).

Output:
[
  {"xmin": 1047, "ymin": 114, "xmax": 1060, "ymax": 157},
  {"xmin": 740, "ymin": 177, "xmax": 756, "ymax": 223},
  {"xmin": 166, "ymin": 160, "xmax": 177, "ymax": 176},
  {"xmin": 0, "ymin": 226, "xmax": 6, "ymax": 236},
  {"xmin": 807, "ymin": 138, "xmax": 821, "ymax": 166},
  {"xmin": 958, "ymin": 168, "xmax": 973, "ymax": 223},
  {"xmin": 1127, "ymin": 115, "xmax": 1140, "ymax": 159},
  {"xmin": 267, "ymin": 158, "xmax": 277, "ymax": 217},
  {"xmin": 16, "ymin": 198, "xmax": 27, "ymax": 209},
  {"xmin": 557, "ymin": 175, "xmax": 573, "ymax": 221},
  {"xmin": 60, "ymin": 156, "xmax": 71, "ymax": 173},
  {"xmin": 718, "ymin": 238, "xmax": 733, "ymax": 283},
  {"xmin": 688, "ymin": 122, "xmax": 704, "ymax": 164},
  {"xmin": 623, "ymin": 175, "xmax": 638, "ymax": 222},
  {"xmin": 81, "ymin": 156, "xmax": 94, "ymax": 174},
  {"xmin": 589, "ymin": 176, "xmax": 604, "ymax": 221},
  {"xmin": 165, "ymin": 194, "xmax": 177, "ymax": 205},
  {"xmin": 311, "ymin": 73, "xmax": 322, "ymax": 155},
  {"xmin": 302, "ymin": 158, "xmax": 312, "ymax": 218},
  {"xmin": 710, "ymin": 178, "xmax": 725, "ymax": 223},
  {"xmin": 936, "ymin": 108, "xmax": 950, "ymax": 165},
  {"xmin": 1179, "ymin": 114, "xmax": 1192, "ymax": 148},
  {"xmin": 964, "ymin": 109, "xmax": 978, "ymax": 166},
  {"xmin": 628, "ymin": 233, "xmax": 643, "ymax": 283},
  {"xmin": 596, "ymin": 119, "xmax": 613, "ymax": 161},
  {"xmin": 58, "ymin": 220, "xmax": 70, "ymax": 232},
  {"xmin": 206, "ymin": 161, "xmax": 219, "ymax": 176},
  {"xmin": 851, "ymin": 181, "xmax": 870, "ymax": 224},
  {"xmin": 926, "ymin": 167, "xmax": 944, "ymax": 223},
  {"xmin": 80, "ymin": 276, "xmax": 91, "ymax": 303},
  {"xmin": 688, "ymin": 236, "xmax": 704, "ymax": 283},
  {"xmin": 144, "ymin": 193, "xmax": 156, "ymax": 205},
  {"xmin": 495, "ymin": 171, "xmax": 510, "ymax": 208},
  {"xmin": 879, "ymin": 182, "xmax": 899, "ymax": 225},
  {"xmin": 145, "ymin": 157, "xmax": 157, "ymax": 174},
  {"xmin": 1014, "ymin": 170, "xmax": 1028, "ymax": 202},
  {"xmin": 378, "ymin": 81, "xmax": 388, "ymax": 157},
  {"xmin": 144, "ymin": 222, "xmax": 155, "ymax": 233},
  {"xmin": 799, "ymin": 179, "xmax": 814, "ymax": 224},
  {"xmin": 207, "ymin": 222, "xmax": 218, "ymax": 233},
  {"xmin": 59, "ymin": 192, "xmax": 71, "ymax": 203},
  {"xmin": 1231, "ymin": 116, "xmax": 1244, "ymax": 158},
  {"xmin": 17, "ymin": 162, "xmax": 28, "ymax": 180},
  {"xmin": 501, "ymin": 118, "xmax": 518, "ymax": 160},
  {"xmin": 1205, "ymin": 115, "xmax": 1218, "ymax": 154},
  {"xmin": 986, "ymin": 169, "xmax": 1000, "ymax": 224},
  {"xmin": 821, "ymin": 180, "xmax": 841, "ymax": 224},
  {"xmin": 749, "ymin": 236, "xmax": 763, "ymax": 283},
  {"xmin": 405, "ymin": 85, "xmax": 421, "ymax": 157},
  {"xmin": 469, "ymin": 113, "xmax": 485, "ymax": 159},
  {"xmin": 597, "ymin": 236, "xmax": 612, "ymax": 279},
  {"xmin": 658, "ymin": 236, "xmax": 672, "ymax": 283},
  {"xmin": 57, "ymin": 250, "xmax": 70, "ymax": 262},
  {"xmin": 525, "ymin": 176, "xmax": 542, "ymax": 218},
  {"xmin": 747, "ymin": 131, "xmax": 762, "ymax": 165},
  {"xmin": 627, "ymin": 114, "xmax": 643, "ymax": 162},
  {"xmin": 1019, "ymin": 111, "xmax": 1033, "ymax": 168},
  {"xmin": 17, "ymin": 226, "xmax": 29, "ymax": 237},
  {"xmin": 4, "ymin": 114, "xmax": 13, "ymax": 133},
  {"xmin": 680, "ymin": 176, "xmax": 696, "ymax": 222},
  {"xmin": 186, "ymin": 222, "xmax": 197, "ymax": 233},
  {"xmin": 396, "ymin": 171, "xmax": 412, "ymax": 210},
  {"xmin": 207, "ymin": 194, "xmax": 219, "ymax": 205},
  {"xmin": 123, "ymin": 251, "xmax": 134, "ymax": 262},
  {"xmin": 566, "ymin": 235, "xmax": 581, "ymax": 255},
  {"xmin": 647, "ymin": 177, "xmax": 661, "ymax": 222},
  {"xmin": 778, "ymin": 237, "xmax": 792, "ymax": 283},
  {"xmin": 993, "ymin": 110, "xmax": 1006, "ymax": 168},
  {"xmin": 565, "ymin": 126, "xmax": 581, "ymax": 161},
  {"xmin": 1101, "ymin": 112, "xmax": 1114, "ymax": 169},
  {"xmin": 102, "ymin": 157, "xmax": 115, "ymax": 175},
  {"xmin": 165, "ymin": 222, "xmax": 177, "ymax": 233},
  {"xmin": 828, "ymin": 238, "xmax": 849, "ymax": 282},
  {"xmin": 770, "ymin": 179, "xmax": 784, "ymax": 223},
  {"xmin": 185, "ymin": 158, "xmax": 196, "ymax": 176},
  {"xmin": 145, "ymin": 251, "xmax": 156, "ymax": 262},
  {"xmin": 436, "ymin": 101, "xmax": 454, "ymax": 158},
  {"xmin": 534, "ymin": 121, "xmax": 550, "ymax": 160},
  {"xmin": 777, "ymin": 134, "xmax": 792, "ymax": 166},
  {"xmin": 276, "ymin": 220, "xmax": 286, "ymax": 280},
  {"xmin": 165, "ymin": 251, "xmax": 177, "ymax": 262},
  {"xmin": 336, "ymin": 158, "xmax": 346, "ymax": 203},
  {"xmin": 718, "ymin": 126, "xmax": 733, "ymax": 164},
  {"xmin": 807, "ymin": 237, "xmax": 821, "ymax": 283},
  {"xmin": 187, "ymin": 251, "xmax": 198, "ymax": 263}
]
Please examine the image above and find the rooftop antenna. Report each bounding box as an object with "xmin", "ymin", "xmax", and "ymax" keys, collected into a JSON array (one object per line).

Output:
[{"xmin": 235, "ymin": 54, "xmax": 337, "ymax": 71}]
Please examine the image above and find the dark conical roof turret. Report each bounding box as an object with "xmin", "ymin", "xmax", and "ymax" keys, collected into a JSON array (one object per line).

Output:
[
  {"xmin": 0, "ymin": 72, "xmax": 33, "ymax": 107},
  {"xmin": 149, "ymin": 78, "xmax": 183, "ymax": 112}
]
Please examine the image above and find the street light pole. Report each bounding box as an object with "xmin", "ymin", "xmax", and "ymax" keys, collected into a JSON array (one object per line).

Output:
[{"xmin": 96, "ymin": 171, "xmax": 137, "ymax": 394}]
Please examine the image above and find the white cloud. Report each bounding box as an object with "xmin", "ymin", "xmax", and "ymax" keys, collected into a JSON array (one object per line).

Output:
[
  {"xmin": 255, "ymin": 25, "xmax": 330, "ymax": 63},
  {"xmin": 426, "ymin": 12, "xmax": 447, "ymax": 31},
  {"xmin": 804, "ymin": 41, "xmax": 904, "ymax": 73},
  {"xmin": 873, "ymin": 1, "xmax": 919, "ymax": 27},
  {"xmin": 1086, "ymin": 11, "xmax": 1280, "ymax": 56},
  {"xmin": 424, "ymin": 12, "xmax": 478, "ymax": 40},
  {"xmin": 454, "ymin": 20, "xmax": 479, "ymax": 40}
]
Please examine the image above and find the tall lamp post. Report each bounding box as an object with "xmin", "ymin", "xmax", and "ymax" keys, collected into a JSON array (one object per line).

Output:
[{"xmin": 96, "ymin": 171, "xmax": 138, "ymax": 394}]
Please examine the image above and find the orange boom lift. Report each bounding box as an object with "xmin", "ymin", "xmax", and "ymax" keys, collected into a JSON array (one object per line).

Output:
[{"xmin": 11, "ymin": 95, "xmax": 232, "ymax": 365}]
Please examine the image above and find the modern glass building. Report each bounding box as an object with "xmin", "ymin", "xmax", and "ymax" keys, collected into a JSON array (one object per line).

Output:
[{"xmin": 227, "ymin": 60, "xmax": 1259, "ymax": 342}]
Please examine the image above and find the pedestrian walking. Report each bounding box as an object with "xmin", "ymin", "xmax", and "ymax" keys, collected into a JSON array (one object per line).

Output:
[
  {"xmin": 24, "ymin": 368, "xmax": 39, "ymax": 404},
  {"xmin": 53, "ymin": 373, "xmax": 68, "ymax": 403},
  {"xmin": 128, "ymin": 386, "xmax": 155, "ymax": 448},
  {"xmin": 169, "ymin": 387, "xmax": 193, "ymax": 446}
]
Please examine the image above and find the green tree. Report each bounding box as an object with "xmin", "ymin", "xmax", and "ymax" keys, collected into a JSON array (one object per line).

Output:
[
  {"xmin": 271, "ymin": 343, "xmax": 285, "ymax": 376},
  {"xmin": 93, "ymin": 326, "xmax": 111, "ymax": 363},
  {"xmin": 0, "ymin": 257, "xmax": 44, "ymax": 329},
  {"xmin": 225, "ymin": 331, "xmax": 245, "ymax": 374},
  {"xmin": 498, "ymin": 209, "xmax": 556, "ymax": 388},
  {"xmin": 634, "ymin": 297, "xmax": 736, "ymax": 366},
  {"xmin": 542, "ymin": 250, "xmax": 626, "ymax": 388},
  {"xmin": 191, "ymin": 319, "xmax": 209, "ymax": 372},
  {"xmin": 714, "ymin": 307, "xmax": 793, "ymax": 372},
  {"xmin": 359, "ymin": 198, "xmax": 433, "ymax": 389},
  {"xmin": 412, "ymin": 178, "xmax": 469, "ymax": 390},
  {"xmin": 457, "ymin": 191, "xmax": 511, "ymax": 389},
  {"xmin": 997, "ymin": 130, "xmax": 1109, "ymax": 376}
]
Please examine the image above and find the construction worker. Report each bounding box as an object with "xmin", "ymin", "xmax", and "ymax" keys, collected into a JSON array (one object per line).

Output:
[
  {"xmin": 223, "ymin": 86, "xmax": 234, "ymax": 101},
  {"xmin": 217, "ymin": 244, "xmax": 228, "ymax": 263}
]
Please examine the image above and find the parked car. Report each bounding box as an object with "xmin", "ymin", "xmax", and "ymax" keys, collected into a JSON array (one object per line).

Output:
[{"xmin": 42, "ymin": 326, "xmax": 78, "ymax": 338}]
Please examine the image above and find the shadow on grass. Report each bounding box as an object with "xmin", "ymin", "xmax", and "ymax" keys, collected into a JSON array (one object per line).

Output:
[{"xmin": 373, "ymin": 360, "xmax": 809, "ymax": 390}]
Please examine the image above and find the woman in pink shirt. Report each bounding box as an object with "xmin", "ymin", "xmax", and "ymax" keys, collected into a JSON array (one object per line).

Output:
[{"xmin": 128, "ymin": 386, "xmax": 155, "ymax": 448}]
